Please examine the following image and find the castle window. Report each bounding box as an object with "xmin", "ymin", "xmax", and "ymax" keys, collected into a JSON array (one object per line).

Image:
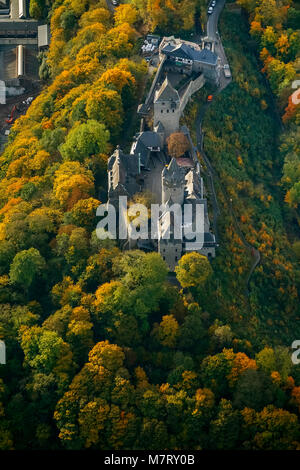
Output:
[
  {"xmin": 167, "ymin": 109, "xmax": 169, "ymax": 113},
  {"xmin": 161, "ymin": 110, "xmax": 163, "ymax": 113}
]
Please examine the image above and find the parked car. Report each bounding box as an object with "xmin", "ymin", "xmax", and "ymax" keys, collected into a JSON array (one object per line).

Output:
[
  {"xmin": 207, "ymin": 95, "xmax": 213, "ymax": 102},
  {"xmin": 223, "ymin": 64, "xmax": 231, "ymax": 78},
  {"xmin": 112, "ymin": 0, "xmax": 119, "ymax": 5},
  {"xmin": 208, "ymin": 7, "xmax": 213, "ymax": 14},
  {"xmin": 211, "ymin": 1, "xmax": 216, "ymax": 6}
]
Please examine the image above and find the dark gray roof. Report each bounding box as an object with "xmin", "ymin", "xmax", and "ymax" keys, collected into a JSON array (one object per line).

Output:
[
  {"xmin": 154, "ymin": 121, "xmax": 164, "ymax": 133},
  {"xmin": 132, "ymin": 139, "xmax": 148, "ymax": 166},
  {"xmin": 161, "ymin": 41, "xmax": 218, "ymax": 66},
  {"xmin": 137, "ymin": 103, "xmax": 149, "ymax": 115},
  {"xmin": 195, "ymin": 48, "xmax": 218, "ymax": 65},
  {"xmin": 109, "ymin": 147, "xmax": 139, "ymax": 175},
  {"xmin": 131, "ymin": 131, "xmax": 161, "ymax": 167},
  {"xmin": 162, "ymin": 157, "xmax": 184, "ymax": 183},
  {"xmin": 0, "ymin": 20, "xmax": 38, "ymax": 32},
  {"xmin": 162, "ymin": 42, "xmax": 192, "ymax": 60},
  {"xmin": 155, "ymin": 77, "xmax": 179, "ymax": 102},
  {"xmin": 204, "ymin": 232, "xmax": 216, "ymax": 243},
  {"xmin": 139, "ymin": 131, "xmax": 161, "ymax": 148},
  {"xmin": 161, "ymin": 44, "xmax": 174, "ymax": 53}
]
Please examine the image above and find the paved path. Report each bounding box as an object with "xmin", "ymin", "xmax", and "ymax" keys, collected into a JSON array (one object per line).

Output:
[{"xmin": 207, "ymin": 0, "xmax": 225, "ymax": 40}]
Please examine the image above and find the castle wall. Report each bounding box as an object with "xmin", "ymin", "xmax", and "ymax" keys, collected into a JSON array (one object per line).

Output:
[
  {"xmin": 144, "ymin": 55, "xmax": 166, "ymax": 109},
  {"xmin": 159, "ymin": 240, "xmax": 183, "ymax": 271},
  {"xmin": 179, "ymin": 74, "xmax": 206, "ymax": 115},
  {"xmin": 162, "ymin": 178, "xmax": 185, "ymax": 205},
  {"xmin": 154, "ymin": 101, "xmax": 181, "ymax": 137},
  {"xmin": 186, "ymin": 246, "xmax": 216, "ymax": 258}
]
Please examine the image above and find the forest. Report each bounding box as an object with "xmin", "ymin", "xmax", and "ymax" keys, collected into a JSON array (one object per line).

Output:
[{"xmin": 0, "ymin": 0, "xmax": 300, "ymax": 450}]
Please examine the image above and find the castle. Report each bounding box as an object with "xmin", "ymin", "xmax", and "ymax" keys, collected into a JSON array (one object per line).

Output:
[{"xmin": 106, "ymin": 37, "xmax": 219, "ymax": 271}]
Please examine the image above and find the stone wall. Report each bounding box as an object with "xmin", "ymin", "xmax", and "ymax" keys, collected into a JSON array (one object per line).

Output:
[
  {"xmin": 144, "ymin": 55, "xmax": 166, "ymax": 108},
  {"xmin": 179, "ymin": 73, "xmax": 206, "ymax": 114},
  {"xmin": 153, "ymin": 100, "xmax": 181, "ymax": 137}
]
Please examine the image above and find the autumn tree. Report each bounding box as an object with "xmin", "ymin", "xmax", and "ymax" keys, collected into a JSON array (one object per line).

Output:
[
  {"xmin": 156, "ymin": 314, "xmax": 179, "ymax": 348},
  {"xmin": 175, "ymin": 252, "xmax": 212, "ymax": 288},
  {"xmin": 53, "ymin": 161, "xmax": 94, "ymax": 209},
  {"xmin": 114, "ymin": 4, "xmax": 138, "ymax": 26},
  {"xmin": 241, "ymin": 405, "xmax": 300, "ymax": 450},
  {"xmin": 167, "ymin": 132, "xmax": 190, "ymax": 159}
]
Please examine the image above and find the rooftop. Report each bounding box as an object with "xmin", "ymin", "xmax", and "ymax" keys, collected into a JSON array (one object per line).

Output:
[
  {"xmin": 161, "ymin": 40, "xmax": 218, "ymax": 66},
  {"xmin": 176, "ymin": 157, "xmax": 194, "ymax": 168},
  {"xmin": 154, "ymin": 76, "xmax": 180, "ymax": 102}
]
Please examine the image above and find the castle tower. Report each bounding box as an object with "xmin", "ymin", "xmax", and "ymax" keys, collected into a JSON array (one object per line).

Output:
[
  {"xmin": 158, "ymin": 198, "xmax": 183, "ymax": 271},
  {"xmin": 162, "ymin": 157, "xmax": 185, "ymax": 206},
  {"xmin": 153, "ymin": 77, "xmax": 180, "ymax": 138}
]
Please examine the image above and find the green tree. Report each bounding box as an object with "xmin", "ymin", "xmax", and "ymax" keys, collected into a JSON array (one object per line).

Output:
[
  {"xmin": 9, "ymin": 248, "xmax": 46, "ymax": 290},
  {"xmin": 175, "ymin": 252, "xmax": 212, "ymax": 288},
  {"xmin": 21, "ymin": 326, "xmax": 73, "ymax": 376},
  {"xmin": 209, "ymin": 399, "xmax": 242, "ymax": 450},
  {"xmin": 59, "ymin": 120, "xmax": 110, "ymax": 163},
  {"xmin": 256, "ymin": 347, "xmax": 292, "ymax": 380},
  {"xmin": 29, "ymin": 0, "xmax": 45, "ymax": 19}
]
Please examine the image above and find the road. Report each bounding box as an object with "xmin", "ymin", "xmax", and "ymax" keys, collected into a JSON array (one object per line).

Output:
[
  {"xmin": 206, "ymin": 0, "xmax": 232, "ymax": 89},
  {"xmin": 105, "ymin": 0, "xmax": 116, "ymax": 13},
  {"xmin": 207, "ymin": 0, "xmax": 226, "ymax": 40},
  {"xmin": 197, "ymin": 0, "xmax": 261, "ymax": 292}
]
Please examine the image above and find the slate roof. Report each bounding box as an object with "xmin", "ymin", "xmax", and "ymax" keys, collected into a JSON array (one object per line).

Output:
[
  {"xmin": 162, "ymin": 42, "xmax": 192, "ymax": 60},
  {"xmin": 162, "ymin": 157, "xmax": 184, "ymax": 183},
  {"xmin": 154, "ymin": 121, "xmax": 165, "ymax": 133},
  {"xmin": 195, "ymin": 48, "xmax": 218, "ymax": 65},
  {"xmin": 154, "ymin": 77, "xmax": 180, "ymax": 102},
  {"xmin": 138, "ymin": 131, "xmax": 162, "ymax": 149},
  {"xmin": 161, "ymin": 41, "xmax": 218, "ymax": 66},
  {"xmin": 131, "ymin": 131, "xmax": 162, "ymax": 167},
  {"xmin": 0, "ymin": 20, "xmax": 38, "ymax": 32},
  {"xmin": 108, "ymin": 146, "xmax": 139, "ymax": 175}
]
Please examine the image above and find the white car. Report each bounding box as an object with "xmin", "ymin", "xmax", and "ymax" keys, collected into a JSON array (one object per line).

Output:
[
  {"xmin": 208, "ymin": 7, "xmax": 213, "ymax": 14},
  {"xmin": 112, "ymin": 0, "xmax": 119, "ymax": 5},
  {"xmin": 211, "ymin": 1, "xmax": 216, "ymax": 6},
  {"xmin": 223, "ymin": 64, "xmax": 231, "ymax": 78}
]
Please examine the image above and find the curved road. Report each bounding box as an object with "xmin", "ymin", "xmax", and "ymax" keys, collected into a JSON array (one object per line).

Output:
[
  {"xmin": 198, "ymin": 0, "xmax": 261, "ymax": 293},
  {"xmin": 207, "ymin": 0, "xmax": 226, "ymax": 39}
]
